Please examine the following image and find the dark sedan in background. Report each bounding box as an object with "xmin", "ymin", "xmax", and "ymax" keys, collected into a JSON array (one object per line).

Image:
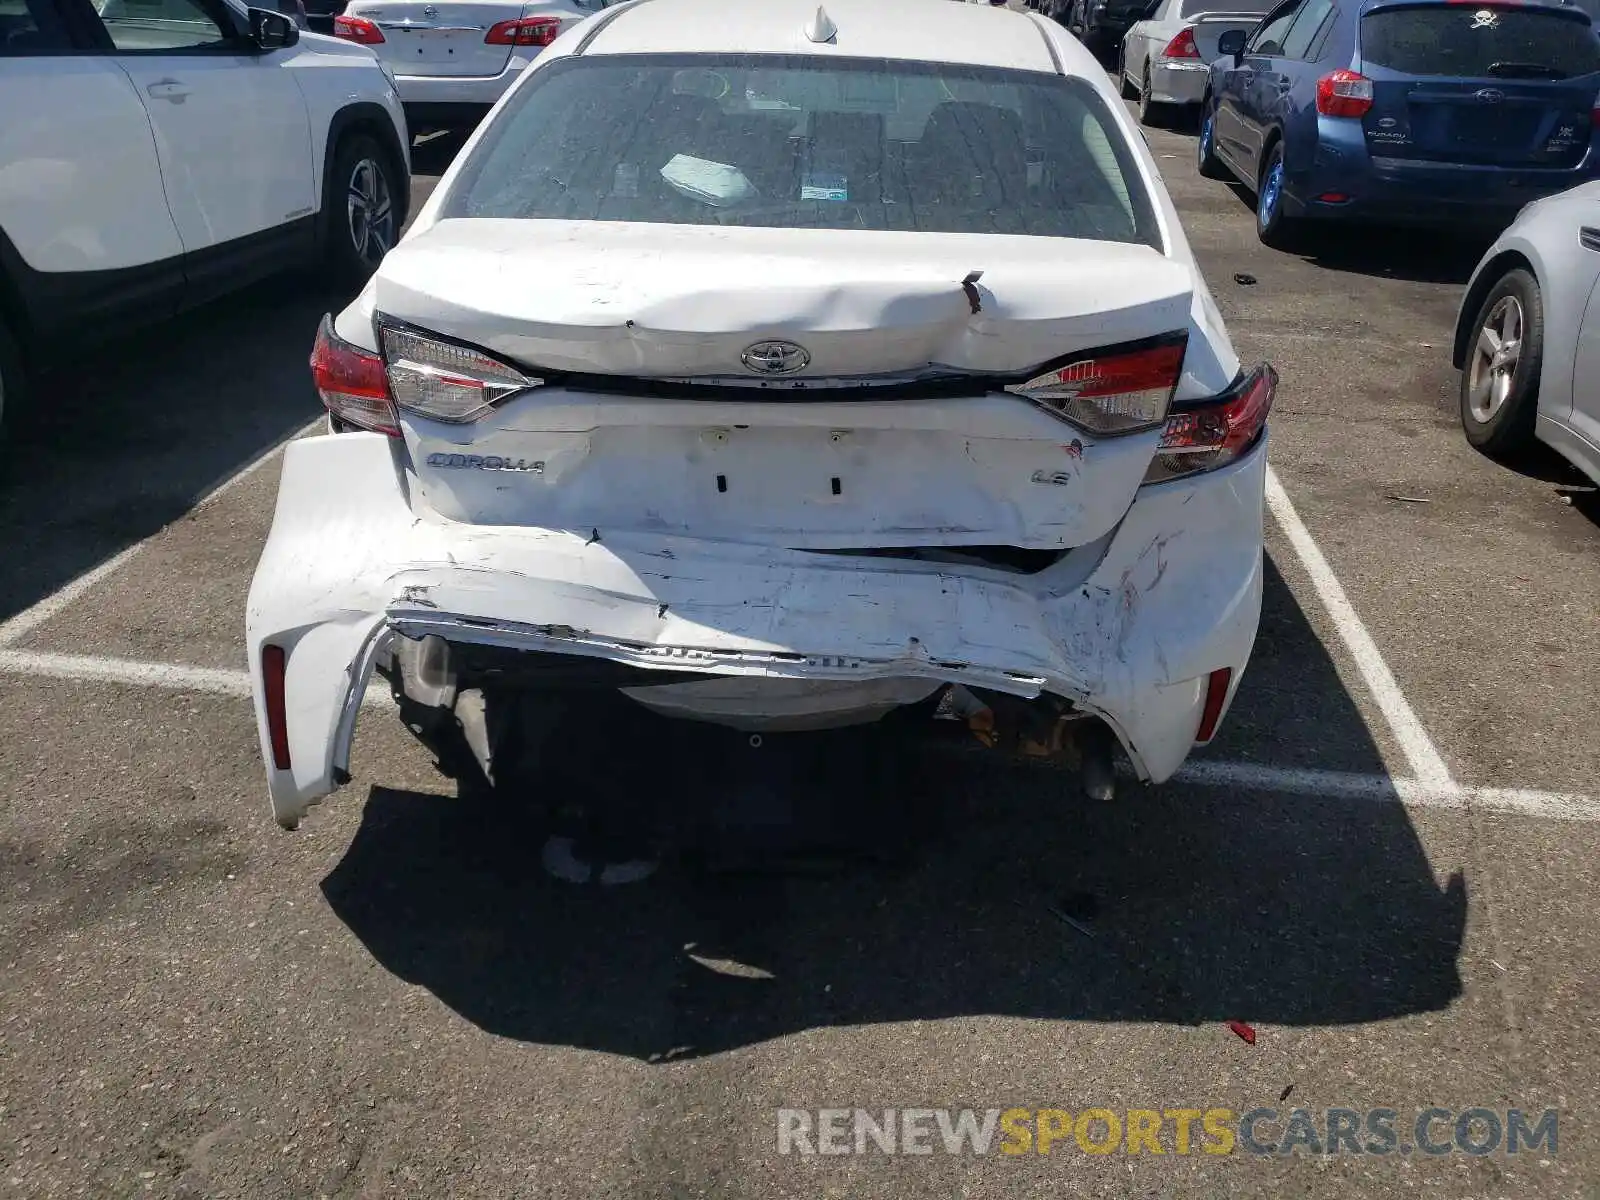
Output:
[
  {"xmin": 1194, "ymin": 0, "xmax": 1600, "ymax": 247},
  {"xmin": 1035, "ymin": 0, "xmax": 1156, "ymax": 57}
]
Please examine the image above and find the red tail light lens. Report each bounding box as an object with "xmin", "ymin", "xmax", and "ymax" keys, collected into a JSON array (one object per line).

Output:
[
  {"xmin": 310, "ymin": 314, "xmax": 400, "ymax": 436},
  {"xmin": 1591, "ymin": 92, "xmax": 1600, "ymax": 127},
  {"xmin": 1161, "ymin": 27, "xmax": 1200, "ymax": 58},
  {"xmin": 261, "ymin": 644, "xmax": 292, "ymax": 771},
  {"xmin": 485, "ymin": 16, "xmax": 560, "ymax": 45},
  {"xmin": 1194, "ymin": 667, "xmax": 1233, "ymax": 743},
  {"xmin": 1143, "ymin": 363, "xmax": 1276, "ymax": 483},
  {"xmin": 332, "ymin": 13, "xmax": 384, "ymax": 43},
  {"xmin": 1005, "ymin": 337, "xmax": 1187, "ymax": 435},
  {"xmin": 1316, "ymin": 69, "xmax": 1373, "ymax": 117}
]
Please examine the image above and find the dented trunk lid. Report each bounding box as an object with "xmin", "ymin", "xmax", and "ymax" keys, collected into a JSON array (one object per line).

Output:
[{"xmin": 374, "ymin": 220, "xmax": 1199, "ymax": 550}]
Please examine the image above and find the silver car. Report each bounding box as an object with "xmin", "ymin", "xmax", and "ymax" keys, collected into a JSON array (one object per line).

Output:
[
  {"xmin": 1454, "ymin": 181, "xmax": 1600, "ymax": 485},
  {"xmin": 1118, "ymin": 0, "xmax": 1273, "ymax": 125}
]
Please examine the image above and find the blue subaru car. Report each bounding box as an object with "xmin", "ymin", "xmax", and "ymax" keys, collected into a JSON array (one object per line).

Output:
[{"xmin": 1196, "ymin": 0, "xmax": 1600, "ymax": 246}]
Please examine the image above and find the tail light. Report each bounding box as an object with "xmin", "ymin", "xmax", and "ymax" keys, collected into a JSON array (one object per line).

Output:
[
  {"xmin": 1194, "ymin": 667, "xmax": 1233, "ymax": 743},
  {"xmin": 379, "ymin": 320, "xmax": 542, "ymax": 423},
  {"xmin": 332, "ymin": 13, "xmax": 384, "ymax": 43},
  {"xmin": 311, "ymin": 315, "xmax": 399, "ymax": 435},
  {"xmin": 1161, "ymin": 27, "xmax": 1200, "ymax": 59},
  {"xmin": 1591, "ymin": 92, "xmax": 1600, "ymax": 127},
  {"xmin": 1316, "ymin": 69, "xmax": 1373, "ymax": 118},
  {"xmin": 1005, "ymin": 337, "xmax": 1186, "ymax": 435},
  {"xmin": 485, "ymin": 15, "xmax": 560, "ymax": 45},
  {"xmin": 1143, "ymin": 363, "xmax": 1276, "ymax": 484},
  {"xmin": 261, "ymin": 645, "xmax": 292, "ymax": 771}
]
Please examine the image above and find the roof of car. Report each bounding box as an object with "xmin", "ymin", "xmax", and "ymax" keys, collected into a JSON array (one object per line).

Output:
[{"xmin": 577, "ymin": 0, "xmax": 1065, "ymax": 73}]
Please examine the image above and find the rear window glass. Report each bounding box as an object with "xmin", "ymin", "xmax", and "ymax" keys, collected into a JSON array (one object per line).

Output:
[
  {"xmin": 444, "ymin": 54, "xmax": 1161, "ymax": 248},
  {"xmin": 1179, "ymin": 0, "xmax": 1275, "ymax": 18},
  {"xmin": 1360, "ymin": 6, "xmax": 1600, "ymax": 78}
]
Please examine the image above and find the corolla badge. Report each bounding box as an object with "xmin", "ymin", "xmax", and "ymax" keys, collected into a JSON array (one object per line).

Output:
[
  {"xmin": 740, "ymin": 340, "xmax": 811, "ymax": 375},
  {"xmin": 426, "ymin": 452, "xmax": 543, "ymax": 473}
]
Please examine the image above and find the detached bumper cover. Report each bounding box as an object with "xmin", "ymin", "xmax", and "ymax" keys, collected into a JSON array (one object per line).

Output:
[{"xmin": 247, "ymin": 433, "xmax": 1266, "ymax": 828}]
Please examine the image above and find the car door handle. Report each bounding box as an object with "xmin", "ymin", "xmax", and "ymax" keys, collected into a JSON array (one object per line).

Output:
[{"xmin": 145, "ymin": 79, "xmax": 191, "ymax": 101}]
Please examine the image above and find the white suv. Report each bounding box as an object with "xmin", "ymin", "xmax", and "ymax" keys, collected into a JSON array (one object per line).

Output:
[{"xmin": 0, "ymin": 0, "xmax": 411, "ymax": 442}]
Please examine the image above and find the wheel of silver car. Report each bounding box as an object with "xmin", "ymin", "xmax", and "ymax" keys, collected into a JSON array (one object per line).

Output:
[
  {"xmin": 1138, "ymin": 65, "xmax": 1164, "ymax": 127},
  {"xmin": 1467, "ymin": 296, "xmax": 1523, "ymax": 425},
  {"xmin": 1460, "ymin": 267, "xmax": 1543, "ymax": 458}
]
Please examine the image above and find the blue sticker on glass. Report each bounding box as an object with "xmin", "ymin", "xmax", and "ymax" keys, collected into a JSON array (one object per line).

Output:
[{"xmin": 800, "ymin": 173, "xmax": 848, "ymax": 201}]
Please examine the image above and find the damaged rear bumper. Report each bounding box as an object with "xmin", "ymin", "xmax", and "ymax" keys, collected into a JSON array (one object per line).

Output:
[{"xmin": 247, "ymin": 432, "xmax": 1266, "ymax": 828}]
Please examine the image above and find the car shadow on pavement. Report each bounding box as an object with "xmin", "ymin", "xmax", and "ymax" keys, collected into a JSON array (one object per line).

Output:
[
  {"xmin": 0, "ymin": 275, "xmax": 339, "ymax": 627},
  {"xmin": 322, "ymin": 553, "xmax": 1467, "ymax": 1062},
  {"xmin": 1217, "ymin": 184, "xmax": 1493, "ymax": 286}
]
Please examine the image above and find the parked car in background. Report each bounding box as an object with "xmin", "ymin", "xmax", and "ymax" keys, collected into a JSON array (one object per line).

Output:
[
  {"xmin": 332, "ymin": 0, "xmax": 596, "ymax": 131},
  {"xmin": 245, "ymin": 0, "xmax": 1276, "ymax": 831},
  {"xmin": 1453, "ymin": 181, "xmax": 1600, "ymax": 484},
  {"xmin": 1197, "ymin": 0, "xmax": 1600, "ymax": 248},
  {"xmin": 1051, "ymin": 0, "xmax": 1155, "ymax": 60},
  {"xmin": 0, "ymin": 0, "xmax": 409, "ymax": 447},
  {"xmin": 1118, "ymin": 0, "xmax": 1275, "ymax": 125}
]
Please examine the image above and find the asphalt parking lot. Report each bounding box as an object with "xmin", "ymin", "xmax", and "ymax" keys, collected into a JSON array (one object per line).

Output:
[{"xmin": 3, "ymin": 103, "xmax": 1600, "ymax": 1199}]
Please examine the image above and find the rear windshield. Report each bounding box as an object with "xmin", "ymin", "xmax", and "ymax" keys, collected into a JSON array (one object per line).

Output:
[
  {"xmin": 443, "ymin": 54, "xmax": 1161, "ymax": 248},
  {"xmin": 1178, "ymin": 0, "xmax": 1275, "ymax": 19},
  {"xmin": 1360, "ymin": 5, "xmax": 1600, "ymax": 78}
]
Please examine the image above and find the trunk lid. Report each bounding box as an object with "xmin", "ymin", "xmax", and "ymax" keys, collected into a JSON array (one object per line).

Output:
[
  {"xmin": 1184, "ymin": 13, "xmax": 1271, "ymax": 63},
  {"xmin": 1358, "ymin": 3, "xmax": 1600, "ymax": 167},
  {"xmin": 375, "ymin": 220, "xmax": 1199, "ymax": 550}
]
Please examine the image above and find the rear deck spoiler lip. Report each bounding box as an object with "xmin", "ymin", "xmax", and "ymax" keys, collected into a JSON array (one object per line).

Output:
[{"xmin": 1359, "ymin": 0, "xmax": 1592, "ymax": 20}]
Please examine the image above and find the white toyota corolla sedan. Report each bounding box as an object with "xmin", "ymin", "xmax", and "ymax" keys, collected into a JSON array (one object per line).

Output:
[{"xmin": 248, "ymin": 0, "xmax": 1276, "ymax": 829}]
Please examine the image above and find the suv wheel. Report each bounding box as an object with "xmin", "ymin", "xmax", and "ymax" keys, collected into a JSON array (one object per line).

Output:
[
  {"xmin": 0, "ymin": 314, "xmax": 23, "ymax": 454},
  {"xmin": 324, "ymin": 133, "xmax": 401, "ymax": 287},
  {"xmin": 1460, "ymin": 268, "xmax": 1543, "ymax": 459}
]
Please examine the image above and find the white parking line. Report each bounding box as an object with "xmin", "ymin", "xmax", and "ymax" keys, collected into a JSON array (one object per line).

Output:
[
  {"xmin": 0, "ymin": 649, "xmax": 391, "ymax": 707},
  {"xmin": 1264, "ymin": 465, "xmax": 1457, "ymax": 789},
  {"xmin": 0, "ymin": 419, "xmax": 321, "ymax": 650},
  {"xmin": 2, "ymin": 646, "xmax": 1593, "ymax": 821},
  {"xmin": 0, "ymin": 432, "xmax": 1574, "ymax": 819}
]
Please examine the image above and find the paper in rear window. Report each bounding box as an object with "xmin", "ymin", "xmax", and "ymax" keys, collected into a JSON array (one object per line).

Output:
[{"xmin": 1360, "ymin": 5, "xmax": 1600, "ymax": 78}]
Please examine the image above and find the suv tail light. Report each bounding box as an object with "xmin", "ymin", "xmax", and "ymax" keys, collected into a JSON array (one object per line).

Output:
[
  {"xmin": 1591, "ymin": 91, "xmax": 1600, "ymax": 127},
  {"xmin": 1161, "ymin": 27, "xmax": 1200, "ymax": 58},
  {"xmin": 485, "ymin": 15, "xmax": 560, "ymax": 45},
  {"xmin": 311, "ymin": 315, "xmax": 399, "ymax": 435},
  {"xmin": 1005, "ymin": 337, "xmax": 1186, "ymax": 435},
  {"xmin": 332, "ymin": 13, "xmax": 384, "ymax": 43},
  {"xmin": 379, "ymin": 320, "xmax": 542, "ymax": 423},
  {"xmin": 1316, "ymin": 69, "xmax": 1373, "ymax": 117},
  {"xmin": 1143, "ymin": 363, "xmax": 1276, "ymax": 484}
]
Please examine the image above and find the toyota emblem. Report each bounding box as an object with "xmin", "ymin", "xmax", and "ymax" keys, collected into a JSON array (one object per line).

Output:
[
  {"xmin": 740, "ymin": 340, "xmax": 810, "ymax": 375},
  {"xmin": 422, "ymin": 4, "xmax": 437, "ymax": 15},
  {"xmin": 1475, "ymin": 87, "xmax": 1506, "ymax": 105}
]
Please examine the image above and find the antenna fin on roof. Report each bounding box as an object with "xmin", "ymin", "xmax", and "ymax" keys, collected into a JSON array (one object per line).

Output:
[{"xmin": 804, "ymin": 4, "xmax": 837, "ymax": 42}]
